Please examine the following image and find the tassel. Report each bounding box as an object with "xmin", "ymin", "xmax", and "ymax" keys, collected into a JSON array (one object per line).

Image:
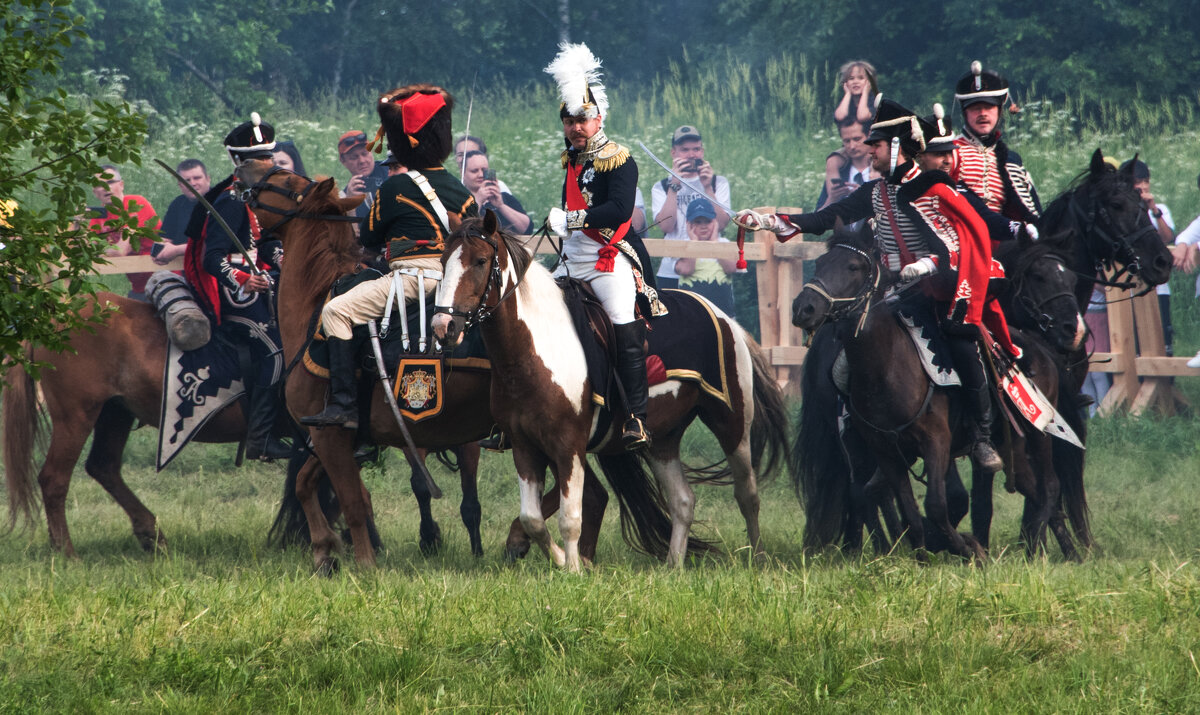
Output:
[
  {"xmin": 735, "ymin": 226, "xmax": 748, "ymax": 272},
  {"xmin": 594, "ymin": 244, "xmax": 618, "ymax": 272},
  {"xmin": 408, "ymin": 136, "xmax": 419, "ymax": 148},
  {"xmin": 366, "ymin": 125, "xmax": 386, "ymax": 154}
]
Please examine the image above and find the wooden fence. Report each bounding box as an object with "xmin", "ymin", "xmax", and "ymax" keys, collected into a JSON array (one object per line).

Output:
[{"xmin": 93, "ymin": 210, "xmax": 1197, "ymax": 415}]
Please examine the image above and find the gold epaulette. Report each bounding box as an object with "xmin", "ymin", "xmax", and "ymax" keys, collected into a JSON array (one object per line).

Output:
[
  {"xmin": 560, "ymin": 149, "xmax": 571, "ymax": 169},
  {"xmin": 592, "ymin": 142, "xmax": 630, "ymax": 172}
]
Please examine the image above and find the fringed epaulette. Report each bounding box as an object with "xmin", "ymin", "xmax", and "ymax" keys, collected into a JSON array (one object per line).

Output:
[
  {"xmin": 560, "ymin": 149, "xmax": 571, "ymax": 169},
  {"xmin": 592, "ymin": 142, "xmax": 629, "ymax": 172}
]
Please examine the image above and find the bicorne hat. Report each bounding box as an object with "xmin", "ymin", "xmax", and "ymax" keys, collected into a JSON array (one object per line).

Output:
[
  {"xmin": 954, "ymin": 61, "xmax": 1010, "ymax": 109},
  {"xmin": 223, "ymin": 112, "xmax": 276, "ymax": 165},
  {"xmin": 865, "ymin": 98, "xmax": 925, "ymax": 157}
]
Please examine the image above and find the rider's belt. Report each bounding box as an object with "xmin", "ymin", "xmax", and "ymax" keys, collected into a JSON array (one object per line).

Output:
[{"xmin": 386, "ymin": 236, "xmax": 443, "ymax": 262}]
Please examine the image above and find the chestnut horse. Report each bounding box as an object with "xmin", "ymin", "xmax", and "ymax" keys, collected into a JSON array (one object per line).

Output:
[
  {"xmin": 2, "ymin": 295, "xmax": 250, "ymax": 556},
  {"xmin": 431, "ymin": 212, "xmax": 789, "ymax": 569}
]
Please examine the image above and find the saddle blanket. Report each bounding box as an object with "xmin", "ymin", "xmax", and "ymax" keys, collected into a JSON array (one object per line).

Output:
[{"xmin": 156, "ymin": 320, "xmax": 282, "ymax": 470}]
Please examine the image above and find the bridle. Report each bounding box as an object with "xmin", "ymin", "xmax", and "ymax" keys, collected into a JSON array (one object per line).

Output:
[
  {"xmin": 234, "ymin": 165, "xmax": 360, "ymax": 239},
  {"xmin": 798, "ymin": 242, "xmax": 881, "ymax": 336},
  {"xmin": 432, "ymin": 224, "xmax": 537, "ymax": 329},
  {"xmin": 1063, "ymin": 184, "xmax": 1157, "ymax": 292},
  {"xmin": 1010, "ymin": 253, "xmax": 1080, "ymax": 338}
]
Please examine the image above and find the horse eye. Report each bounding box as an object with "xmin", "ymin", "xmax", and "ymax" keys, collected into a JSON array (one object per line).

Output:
[{"xmin": 474, "ymin": 256, "xmax": 488, "ymax": 267}]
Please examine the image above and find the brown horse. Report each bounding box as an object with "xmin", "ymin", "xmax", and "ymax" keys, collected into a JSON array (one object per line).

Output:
[
  {"xmin": 3, "ymin": 294, "xmax": 249, "ymax": 556},
  {"xmin": 431, "ymin": 212, "xmax": 790, "ymax": 569},
  {"xmin": 234, "ymin": 166, "xmax": 628, "ymax": 572}
]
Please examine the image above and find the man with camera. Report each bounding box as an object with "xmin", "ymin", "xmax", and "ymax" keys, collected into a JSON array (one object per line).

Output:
[
  {"xmin": 336, "ymin": 130, "xmax": 389, "ymax": 219},
  {"xmin": 461, "ymin": 150, "xmax": 532, "ymax": 233},
  {"xmin": 651, "ymin": 125, "xmax": 730, "ymax": 289}
]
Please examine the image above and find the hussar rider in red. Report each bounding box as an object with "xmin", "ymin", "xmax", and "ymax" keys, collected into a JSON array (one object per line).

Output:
[{"xmin": 735, "ymin": 99, "xmax": 1019, "ymax": 471}]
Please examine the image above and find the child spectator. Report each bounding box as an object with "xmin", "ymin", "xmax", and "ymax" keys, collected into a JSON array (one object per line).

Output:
[{"xmin": 833, "ymin": 61, "xmax": 880, "ymax": 126}]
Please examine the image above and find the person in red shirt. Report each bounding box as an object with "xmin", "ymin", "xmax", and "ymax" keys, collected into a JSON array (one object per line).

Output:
[{"xmin": 89, "ymin": 164, "xmax": 161, "ymax": 299}]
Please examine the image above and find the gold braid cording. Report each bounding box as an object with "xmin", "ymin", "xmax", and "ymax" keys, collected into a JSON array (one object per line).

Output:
[{"xmin": 592, "ymin": 142, "xmax": 629, "ymax": 172}]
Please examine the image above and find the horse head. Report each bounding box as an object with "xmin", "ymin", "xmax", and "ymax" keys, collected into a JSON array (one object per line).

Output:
[
  {"xmin": 1050, "ymin": 149, "xmax": 1172, "ymax": 290},
  {"xmin": 792, "ymin": 221, "xmax": 878, "ymax": 332},
  {"xmin": 432, "ymin": 209, "xmax": 530, "ymax": 348},
  {"xmin": 1003, "ymin": 241, "xmax": 1087, "ymax": 353},
  {"xmin": 234, "ymin": 162, "xmax": 363, "ymax": 242}
]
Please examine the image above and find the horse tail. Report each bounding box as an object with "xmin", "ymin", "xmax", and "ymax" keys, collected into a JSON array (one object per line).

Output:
[
  {"xmin": 595, "ymin": 452, "xmax": 719, "ymax": 560},
  {"xmin": 1054, "ymin": 364, "xmax": 1091, "ymax": 548},
  {"xmin": 266, "ymin": 449, "xmax": 344, "ymax": 548},
  {"xmin": 746, "ymin": 330, "xmax": 790, "ymax": 481},
  {"xmin": 3, "ymin": 363, "xmax": 44, "ymax": 531},
  {"xmin": 794, "ymin": 327, "xmax": 851, "ymax": 551}
]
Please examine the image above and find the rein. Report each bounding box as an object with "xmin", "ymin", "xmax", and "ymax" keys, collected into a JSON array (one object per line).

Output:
[{"xmin": 236, "ymin": 166, "xmax": 362, "ymax": 239}]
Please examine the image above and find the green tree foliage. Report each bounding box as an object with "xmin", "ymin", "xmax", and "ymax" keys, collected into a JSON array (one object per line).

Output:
[{"xmin": 1, "ymin": 0, "xmax": 150, "ymax": 373}]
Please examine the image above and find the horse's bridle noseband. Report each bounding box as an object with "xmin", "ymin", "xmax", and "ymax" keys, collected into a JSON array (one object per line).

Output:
[{"xmin": 799, "ymin": 242, "xmax": 881, "ymax": 335}]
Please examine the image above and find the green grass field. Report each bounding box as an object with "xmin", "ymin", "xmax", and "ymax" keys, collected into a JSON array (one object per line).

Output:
[{"xmin": 1, "ymin": 412, "xmax": 1199, "ymax": 712}]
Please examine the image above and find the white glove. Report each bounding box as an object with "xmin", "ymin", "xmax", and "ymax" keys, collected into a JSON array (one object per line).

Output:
[
  {"xmin": 900, "ymin": 256, "xmax": 936, "ymax": 281},
  {"xmin": 547, "ymin": 207, "xmax": 568, "ymax": 238},
  {"xmin": 733, "ymin": 209, "xmax": 771, "ymax": 230},
  {"xmin": 1024, "ymin": 223, "xmax": 1039, "ymax": 242}
]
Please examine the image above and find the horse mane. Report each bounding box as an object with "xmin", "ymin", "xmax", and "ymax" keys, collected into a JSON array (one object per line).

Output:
[
  {"xmin": 1039, "ymin": 164, "xmax": 1132, "ymax": 249},
  {"xmin": 289, "ymin": 182, "xmax": 363, "ymax": 293},
  {"xmin": 825, "ymin": 219, "xmax": 874, "ymax": 252}
]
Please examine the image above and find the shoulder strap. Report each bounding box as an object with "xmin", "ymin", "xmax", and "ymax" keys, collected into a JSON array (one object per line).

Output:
[{"xmin": 404, "ymin": 170, "xmax": 451, "ymax": 234}]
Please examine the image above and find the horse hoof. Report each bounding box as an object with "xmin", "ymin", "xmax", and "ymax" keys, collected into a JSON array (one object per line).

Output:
[
  {"xmin": 505, "ymin": 542, "xmax": 530, "ymax": 563},
  {"xmin": 137, "ymin": 529, "xmax": 167, "ymax": 554},
  {"xmin": 315, "ymin": 557, "xmax": 340, "ymax": 577},
  {"xmin": 419, "ymin": 524, "xmax": 443, "ymax": 556}
]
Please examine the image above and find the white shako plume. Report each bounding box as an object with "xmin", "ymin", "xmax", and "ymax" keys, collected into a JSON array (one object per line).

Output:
[{"xmin": 544, "ymin": 42, "xmax": 609, "ymax": 124}]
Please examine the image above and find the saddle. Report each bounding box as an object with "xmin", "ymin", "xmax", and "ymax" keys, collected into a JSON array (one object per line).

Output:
[{"xmin": 557, "ymin": 278, "xmax": 728, "ymax": 430}]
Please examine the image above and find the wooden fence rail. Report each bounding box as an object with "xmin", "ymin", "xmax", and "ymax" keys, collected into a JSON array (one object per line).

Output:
[{"xmin": 92, "ymin": 208, "xmax": 1197, "ymax": 415}]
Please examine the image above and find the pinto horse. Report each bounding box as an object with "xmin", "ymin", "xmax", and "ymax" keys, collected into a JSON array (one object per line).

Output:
[{"xmin": 432, "ymin": 212, "xmax": 790, "ymax": 569}]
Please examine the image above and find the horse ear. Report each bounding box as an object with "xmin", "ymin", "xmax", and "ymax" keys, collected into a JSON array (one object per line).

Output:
[
  {"xmin": 482, "ymin": 208, "xmax": 499, "ymax": 235},
  {"xmin": 1122, "ymin": 152, "xmax": 1140, "ymax": 179},
  {"xmin": 325, "ymin": 177, "xmax": 364, "ymax": 213},
  {"xmin": 1090, "ymin": 148, "xmax": 1106, "ymax": 175}
]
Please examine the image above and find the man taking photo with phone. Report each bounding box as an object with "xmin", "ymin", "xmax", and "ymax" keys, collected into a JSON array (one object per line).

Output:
[{"xmin": 651, "ymin": 125, "xmax": 730, "ymax": 289}]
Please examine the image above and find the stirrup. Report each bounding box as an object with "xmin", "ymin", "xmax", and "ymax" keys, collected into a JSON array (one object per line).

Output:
[
  {"xmin": 299, "ymin": 404, "xmax": 359, "ymax": 430},
  {"xmin": 620, "ymin": 417, "xmax": 650, "ymax": 451},
  {"xmin": 478, "ymin": 428, "xmax": 510, "ymax": 452}
]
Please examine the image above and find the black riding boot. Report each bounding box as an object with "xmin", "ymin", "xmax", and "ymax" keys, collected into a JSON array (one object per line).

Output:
[
  {"xmin": 967, "ymin": 385, "xmax": 1003, "ymax": 472},
  {"xmin": 300, "ymin": 336, "xmax": 359, "ymax": 429},
  {"xmin": 614, "ymin": 321, "xmax": 650, "ymax": 450},
  {"xmin": 245, "ymin": 384, "xmax": 292, "ymax": 461},
  {"xmin": 478, "ymin": 426, "xmax": 511, "ymax": 452}
]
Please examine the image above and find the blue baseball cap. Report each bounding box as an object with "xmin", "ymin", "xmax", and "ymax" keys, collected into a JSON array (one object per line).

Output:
[{"xmin": 686, "ymin": 197, "xmax": 717, "ymax": 222}]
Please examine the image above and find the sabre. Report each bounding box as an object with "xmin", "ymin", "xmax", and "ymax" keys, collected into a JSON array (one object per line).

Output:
[
  {"xmin": 153, "ymin": 158, "xmax": 264, "ymax": 276},
  {"xmin": 458, "ymin": 70, "xmax": 478, "ymax": 179},
  {"xmin": 367, "ymin": 322, "xmax": 443, "ymax": 500},
  {"xmin": 636, "ymin": 141, "xmax": 735, "ymax": 215}
]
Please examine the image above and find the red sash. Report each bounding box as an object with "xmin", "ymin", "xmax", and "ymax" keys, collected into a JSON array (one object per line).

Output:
[{"xmin": 565, "ymin": 162, "xmax": 632, "ymax": 272}]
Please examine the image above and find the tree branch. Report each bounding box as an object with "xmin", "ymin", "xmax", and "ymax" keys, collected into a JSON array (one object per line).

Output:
[{"xmin": 162, "ymin": 47, "xmax": 237, "ymax": 112}]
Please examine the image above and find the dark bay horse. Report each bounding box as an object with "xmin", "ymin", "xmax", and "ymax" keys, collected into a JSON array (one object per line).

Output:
[
  {"xmin": 793, "ymin": 229, "xmax": 1074, "ymax": 560},
  {"xmin": 795, "ymin": 151, "xmax": 1171, "ymax": 560},
  {"xmin": 432, "ymin": 212, "xmax": 790, "ymax": 569}
]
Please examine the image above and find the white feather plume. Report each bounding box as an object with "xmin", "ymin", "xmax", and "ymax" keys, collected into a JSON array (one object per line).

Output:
[{"xmin": 544, "ymin": 42, "xmax": 608, "ymax": 120}]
